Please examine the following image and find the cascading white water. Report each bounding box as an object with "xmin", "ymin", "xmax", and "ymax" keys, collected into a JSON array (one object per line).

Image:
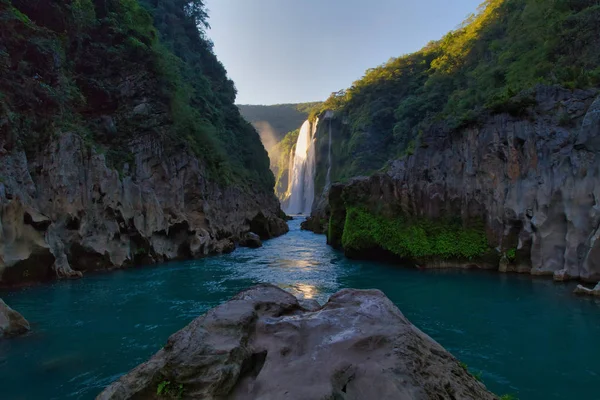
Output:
[{"xmin": 285, "ymin": 118, "xmax": 318, "ymax": 215}]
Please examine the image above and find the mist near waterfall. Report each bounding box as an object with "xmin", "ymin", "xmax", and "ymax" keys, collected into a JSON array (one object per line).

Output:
[{"xmin": 253, "ymin": 121, "xmax": 281, "ymax": 164}]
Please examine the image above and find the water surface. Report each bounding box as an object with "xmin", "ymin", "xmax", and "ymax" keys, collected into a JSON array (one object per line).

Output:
[{"xmin": 1, "ymin": 219, "xmax": 599, "ymax": 399}]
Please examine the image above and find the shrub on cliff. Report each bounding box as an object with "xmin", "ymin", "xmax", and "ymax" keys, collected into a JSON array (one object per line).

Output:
[
  {"xmin": 341, "ymin": 207, "xmax": 489, "ymax": 261},
  {"xmin": 312, "ymin": 0, "xmax": 600, "ymax": 182}
]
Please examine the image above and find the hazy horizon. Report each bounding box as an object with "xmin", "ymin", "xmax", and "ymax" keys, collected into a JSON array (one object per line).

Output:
[{"xmin": 205, "ymin": 0, "xmax": 483, "ymax": 105}]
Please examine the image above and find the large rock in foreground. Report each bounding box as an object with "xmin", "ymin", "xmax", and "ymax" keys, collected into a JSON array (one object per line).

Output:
[
  {"xmin": 98, "ymin": 285, "xmax": 495, "ymax": 400},
  {"xmin": 0, "ymin": 298, "xmax": 30, "ymax": 338}
]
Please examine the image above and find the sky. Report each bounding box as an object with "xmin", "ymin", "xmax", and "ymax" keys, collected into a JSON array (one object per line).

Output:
[{"xmin": 204, "ymin": 0, "xmax": 483, "ymax": 105}]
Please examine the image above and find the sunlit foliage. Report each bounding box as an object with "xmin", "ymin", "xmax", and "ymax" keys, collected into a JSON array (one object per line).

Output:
[{"xmin": 315, "ymin": 0, "xmax": 600, "ymax": 182}]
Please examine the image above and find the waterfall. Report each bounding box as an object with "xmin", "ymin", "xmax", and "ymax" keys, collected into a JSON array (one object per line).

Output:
[{"xmin": 285, "ymin": 118, "xmax": 318, "ymax": 215}]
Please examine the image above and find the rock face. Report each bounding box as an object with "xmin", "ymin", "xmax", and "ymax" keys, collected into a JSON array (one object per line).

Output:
[
  {"xmin": 300, "ymin": 187, "xmax": 330, "ymax": 234},
  {"xmin": 312, "ymin": 86, "xmax": 600, "ymax": 283},
  {"xmin": 239, "ymin": 232, "xmax": 263, "ymax": 248},
  {"xmin": 0, "ymin": 133, "xmax": 287, "ymax": 286},
  {"xmin": 0, "ymin": 298, "xmax": 30, "ymax": 338},
  {"xmin": 98, "ymin": 284, "xmax": 496, "ymax": 400},
  {"xmin": 574, "ymin": 282, "xmax": 600, "ymax": 297}
]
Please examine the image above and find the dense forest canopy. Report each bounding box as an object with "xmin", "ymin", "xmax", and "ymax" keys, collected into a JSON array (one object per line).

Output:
[
  {"xmin": 314, "ymin": 0, "xmax": 600, "ymax": 182},
  {"xmin": 0, "ymin": 0, "xmax": 274, "ymax": 190}
]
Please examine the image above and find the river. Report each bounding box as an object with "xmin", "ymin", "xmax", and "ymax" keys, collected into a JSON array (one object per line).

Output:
[{"xmin": 1, "ymin": 218, "xmax": 599, "ymax": 399}]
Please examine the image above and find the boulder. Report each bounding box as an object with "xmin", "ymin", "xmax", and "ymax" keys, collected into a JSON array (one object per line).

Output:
[
  {"xmin": 301, "ymin": 189, "xmax": 330, "ymax": 234},
  {"xmin": 239, "ymin": 232, "xmax": 262, "ymax": 249},
  {"xmin": 98, "ymin": 285, "xmax": 496, "ymax": 400},
  {"xmin": 0, "ymin": 298, "xmax": 30, "ymax": 338},
  {"xmin": 298, "ymin": 298, "xmax": 321, "ymax": 311},
  {"xmin": 211, "ymin": 238, "xmax": 235, "ymax": 255},
  {"xmin": 574, "ymin": 282, "xmax": 600, "ymax": 297},
  {"xmin": 249, "ymin": 212, "xmax": 289, "ymax": 240}
]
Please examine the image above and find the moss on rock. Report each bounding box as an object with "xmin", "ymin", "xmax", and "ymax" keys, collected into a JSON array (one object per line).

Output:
[{"xmin": 341, "ymin": 207, "xmax": 490, "ymax": 262}]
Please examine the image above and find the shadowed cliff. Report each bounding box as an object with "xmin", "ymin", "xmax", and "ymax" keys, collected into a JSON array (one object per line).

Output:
[{"xmin": 0, "ymin": 0, "xmax": 287, "ymax": 286}]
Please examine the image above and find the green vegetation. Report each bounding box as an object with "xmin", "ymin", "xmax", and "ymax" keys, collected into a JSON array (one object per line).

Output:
[
  {"xmin": 238, "ymin": 102, "xmax": 322, "ymax": 141},
  {"xmin": 156, "ymin": 380, "xmax": 183, "ymax": 398},
  {"xmin": 312, "ymin": 0, "xmax": 600, "ymax": 182},
  {"xmin": 328, "ymin": 212, "xmax": 345, "ymax": 248},
  {"xmin": 271, "ymin": 128, "xmax": 300, "ymax": 199},
  {"xmin": 341, "ymin": 207, "xmax": 489, "ymax": 260},
  {"xmin": 0, "ymin": 0, "xmax": 274, "ymax": 190},
  {"xmin": 460, "ymin": 361, "xmax": 520, "ymax": 399},
  {"xmin": 506, "ymin": 248, "xmax": 517, "ymax": 261},
  {"xmin": 472, "ymin": 370, "xmax": 483, "ymax": 382},
  {"xmin": 237, "ymin": 102, "xmax": 323, "ymax": 199}
]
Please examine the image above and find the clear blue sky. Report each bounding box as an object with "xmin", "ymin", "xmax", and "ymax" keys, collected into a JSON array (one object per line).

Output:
[{"xmin": 204, "ymin": 0, "xmax": 483, "ymax": 105}]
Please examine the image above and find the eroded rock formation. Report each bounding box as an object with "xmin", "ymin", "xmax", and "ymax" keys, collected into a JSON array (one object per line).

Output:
[
  {"xmin": 0, "ymin": 1, "xmax": 288, "ymax": 286},
  {"xmin": 0, "ymin": 133, "xmax": 287, "ymax": 286},
  {"xmin": 239, "ymin": 232, "xmax": 263, "ymax": 248},
  {"xmin": 0, "ymin": 298, "xmax": 30, "ymax": 338},
  {"xmin": 574, "ymin": 282, "xmax": 600, "ymax": 297},
  {"xmin": 309, "ymin": 87, "xmax": 600, "ymax": 283},
  {"xmin": 97, "ymin": 284, "xmax": 496, "ymax": 400}
]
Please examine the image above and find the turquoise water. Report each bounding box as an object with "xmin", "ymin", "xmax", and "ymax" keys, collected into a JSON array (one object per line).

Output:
[{"xmin": 1, "ymin": 219, "xmax": 600, "ymax": 399}]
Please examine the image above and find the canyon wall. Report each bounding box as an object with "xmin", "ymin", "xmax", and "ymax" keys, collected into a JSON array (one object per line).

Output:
[
  {"xmin": 0, "ymin": 133, "xmax": 287, "ymax": 286},
  {"xmin": 0, "ymin": 1, "xmax": 287, "ymax": 286},
  {"xmin": 307, "ymin": 86, "xmax": 600, "ymax": 283}
]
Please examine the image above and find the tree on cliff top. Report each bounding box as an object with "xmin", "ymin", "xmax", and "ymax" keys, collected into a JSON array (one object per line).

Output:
[
  {"xmin": 0, "ymin": 0, "xmax": 274, "ymax": 191},
  {"xmin": 315, "ymin": 0, "xmax": 600, "ymax": 182}
]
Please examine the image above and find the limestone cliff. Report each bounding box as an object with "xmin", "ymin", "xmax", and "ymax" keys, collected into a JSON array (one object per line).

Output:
[
  {"xmin": 0, "ymin": 0, "xmax": 287, "ymax": 286},
  {"xmin": 0, "ymin": 132, "xmax": 287, "ymax": 285},
  {"xmin": 307, "ymin": 86, "xmax": 600, "ymax": 284}
]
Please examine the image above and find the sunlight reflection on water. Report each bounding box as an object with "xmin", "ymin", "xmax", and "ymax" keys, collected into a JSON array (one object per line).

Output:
[{"xmin": 1, "ymin": 218, "xmax": 600, "ymax": 400}]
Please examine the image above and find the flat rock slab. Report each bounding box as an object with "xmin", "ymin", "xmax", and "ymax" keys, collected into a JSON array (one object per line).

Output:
[{"xmin": 98, "ymin": 285, "xmax": 496, "ymax": 400}]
